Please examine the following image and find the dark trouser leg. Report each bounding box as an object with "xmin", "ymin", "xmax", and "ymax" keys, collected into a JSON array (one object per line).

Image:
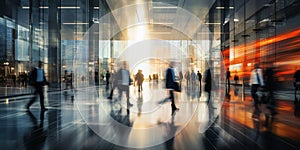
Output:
[
  {"xmin": 37, "ymin": 86, "xmax": 45, "ymax": 109},
  {"xmin": 200, "ymin": 81, "xmax": 202, "ymax": 90},
  {"xmin": 26, "ymin": 87, "xmax": 38, "ymax": 108},
  {"xmin": 170, "ymin": 90, "xmax": 174, "ymax": 104},
  {"xmin": 226, "ymin": 78, "xmax": 230, "ymax": 93},
  {"xmin": 109, "ymin": 89, "xmax": 113, "ymax": 97},
  {"xmin": 170, "ymin": 90, "xmax": 178, "ymax": 110},
  {"xmin": 122, "ymin": 85, "xmax": 132, "ymax": 107},
  {"xmin": 125, "ymin": 86, "xmax": 130, "ymax": 102},
  {"xmin": 109, "ymin": 84, "xmax": 116, "ymax": 97},
  {"xmin": 251, "ymin": 84, "xmax": 259, "ymax": 107}
]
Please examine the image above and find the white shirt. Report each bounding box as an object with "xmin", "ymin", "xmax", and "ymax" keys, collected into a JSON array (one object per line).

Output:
[
  {"xmin": 121, "ymin": 69, "xmax": 130, "ymax": 85},
  {"xmin": 250, "ymin": 68, "xmax": 264, "ymax": 86},
  {"xmin": 36, "ymin": 67, "xmax": 44, "ymax": 82}
]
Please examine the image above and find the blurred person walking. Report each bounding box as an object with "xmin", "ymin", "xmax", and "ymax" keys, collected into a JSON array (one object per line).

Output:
[
  {"xmin": 135, "ymin": 70, "xmax": 144, "ymax": 92},
  {"xmin": 107, "ymin": 70, "xmax": 119, "ymax": 100},
  {"xmin": 63, "ymin": 70, "xmax": 69, "ymax": 90},
  {"xmin": 263, "ymin": 67, "xmax": 277, "ymax": 127},
  {"xmin": 191, "ymin": 70, "xmax": 196, "ymax": 88},
  {"xmin": 204, "ymin": 68, "xmax": 212, "ymax": 103},
  {"xmin": 234, "ymin": 72, "xmax": 239, "ymax": 87},
  {"xmin": 197, "ymin": 71, "xmax": 202, "ymax": 91},
  {"xmin": 226, "ymin": 68, "xmax": 231, "ymax": 94},
  {"xmin": 105, "ymin": 70, "xmax": 111, "ymax": 89},
  {"xmin": 26, "ymin": 61, "xmax": 49, "ymax": 111},
  {"xmin": 250, "ymin": 63, "xmax": 264, "ymax": 108},
  {"xmin": 185, "ymin": 71, "xmax": 190, "ymax": 87},
  {"xmin": 165, "ymin": 61, "xmax": 180, "ymax": 112},
  {"xmin": 179, "ymin": 71, "xmax": 183, "ymax": 86},
  {"xmin": 69, "ymin": 71, "xmax": 74, "ymax": 89},
  {"xmin": 294, "ymin": 67, "xmax": 300, "ymax": 102},
  {"xmin": 117, "ymin": 61, "xmax": 133, "ymax": 107}
]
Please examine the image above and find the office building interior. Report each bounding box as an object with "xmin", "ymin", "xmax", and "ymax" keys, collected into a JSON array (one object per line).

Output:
[{"xmin": 0, "ymin": 0, "xmax": 300, "ymax": 149}]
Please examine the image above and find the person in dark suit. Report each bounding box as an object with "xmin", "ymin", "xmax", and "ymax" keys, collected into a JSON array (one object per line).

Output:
[
  {"xmin": 294, "ymin": 67, "xmax": 300, "ymax": 101},
  {"xmin": 197, "ymin": 70, "xmax": 202, "ymax": 90},
  {"xmin": 165, "ymin": 62, "xmax": 179, "ymax": 111},
  {"xmin": 264, "ymin": 67, "xmax": 277, "ymax": 127},
  {"xmin": 26, "ymin": 61, "xmax": 49, "ymax": 111},
  {"xmin": 226, "ymin": 68, "xmax": 231, "ymax": 94},
  {"xmin": 204, "ymin": 68, "xmax": 212, "ymax": 103},
  {"xmin": 105, "ymin": 70, "xmax": 111, "ymax": 89},
  {"xmin": 107, "ymin": 70, "xmax": 119, "ymax": 99}
]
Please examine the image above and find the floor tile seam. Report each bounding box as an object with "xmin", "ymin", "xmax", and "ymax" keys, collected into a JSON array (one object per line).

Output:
[
  {"xmin": 221, "ymin": 115, "xmax": 300, "ymax": 149},
  {"xmin": 211, "ymin": 123, "xmax": 253, "ymax": 150},
  {"xmin": 219, "ymin": 117, "xmax": 266, "ymax": 149}
]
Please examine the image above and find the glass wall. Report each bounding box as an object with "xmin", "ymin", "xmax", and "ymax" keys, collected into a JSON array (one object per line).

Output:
[
  {"xmin": 0, "ymin": 0, "xmax": 110, "ymax": 97},
  {"xmin": 220, "ymin": 0, "xmax": 300, "ymax": 90}
]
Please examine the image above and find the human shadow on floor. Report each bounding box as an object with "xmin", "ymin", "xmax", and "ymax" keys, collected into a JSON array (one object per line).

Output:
[
  {"xmin": 157, "ymin": 111, "xmax": 179, "ymax": 150},
  {"xmin": 23, "ymin": 110, "xmax": 47, "ymax": 149}
]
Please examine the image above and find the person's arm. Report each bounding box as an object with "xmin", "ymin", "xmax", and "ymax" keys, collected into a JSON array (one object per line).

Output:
[
  {"xmin": 259, "ymin": 69, "xmax": 265, "ymax": 86},
  {"xmin": 43, "ymin": 70, "xmax": 49, "ymax": 85}
]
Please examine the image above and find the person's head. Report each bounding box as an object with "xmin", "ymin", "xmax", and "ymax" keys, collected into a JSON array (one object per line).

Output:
[
  {"xmin": 38, "ymin": 61, "xmax": 43, "ymax": 68},
  {"xmin": 169, "ymin": 61, "xmax": 175, "ymax": 68},
  {"xmin": 254, "ymin": 63, "xmax": 259, "ymax": 69},
  {"xmin": 121, "ymin": 61, "xmax": 128, "ymax": 69}
]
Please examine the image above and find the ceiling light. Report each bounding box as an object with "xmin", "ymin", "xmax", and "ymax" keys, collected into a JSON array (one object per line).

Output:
[
  {"xmin": 259, "ymin": 18, "xmax": 270, "ymax": 23},
  {"xmin": 58, "ymin": 6, "xmax": 80, "ymax": 9},
  {"xmin": 63, "ymin": 22, "xmax": 89, "ymax": 25},
  {"xmin": 234, "ymin": 18, "xmax": 239, "ymax": 22},
  {"xmin": 22, "ymin": 6, "xmax": 30, "ymax": 9},
  {"xmin": 216, "ymin": 7, "xmax": 225, "ymax": 9},
  {"xmin": 216, "ymin": 6, "xmax": 234, "ymax": 9}
]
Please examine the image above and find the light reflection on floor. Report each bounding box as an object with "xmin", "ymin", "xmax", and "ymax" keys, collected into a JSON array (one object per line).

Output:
[{"xmin": 75, "ymin": 81, "xmax": 222, "ymax": 148}]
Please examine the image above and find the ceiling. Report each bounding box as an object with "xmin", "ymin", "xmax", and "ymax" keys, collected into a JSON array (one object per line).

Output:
[
  {"xmin": 105, "ymin": 0, "xmax": 215, "ymax": 20},
  {"xmin": 17, "ymin": 0, "xmax": 217, "ymax": 40},
  {"xmin": 104, "ymin": 0, "xmax": 216, "ymax": 40}
]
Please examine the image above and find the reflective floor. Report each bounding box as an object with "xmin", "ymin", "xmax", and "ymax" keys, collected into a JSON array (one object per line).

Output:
[{"xmin": 1, "ymin": 82, "xmax": 300, "ymax": 150}]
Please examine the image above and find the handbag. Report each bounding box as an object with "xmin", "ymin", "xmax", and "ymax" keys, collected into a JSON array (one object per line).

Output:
[
  {"xmin": 173, "ymin": 82, "xmax": 181, "ymax": 92},
  {"xmin": 168, "ymin": 81, "xmax": 181, "ymax": 92}
]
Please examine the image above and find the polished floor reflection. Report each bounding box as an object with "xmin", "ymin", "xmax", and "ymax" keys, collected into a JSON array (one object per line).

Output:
[{"xmin": 0, "ymin": 82, "xmax": 300, "ymax": 150}]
